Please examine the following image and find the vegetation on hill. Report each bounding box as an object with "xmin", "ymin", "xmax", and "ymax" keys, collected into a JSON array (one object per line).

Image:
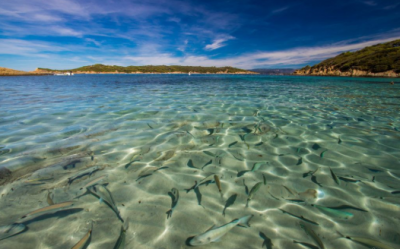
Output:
[
  {"xmin": 0, "ymin": 67, "xmax": 50, "ymax": 76},
  {"xmin": 298, "ymin": 39, "xmax": 400, "ymax": 74},
  {"xmin": 38, "ymin": 64, "xmax": 256, "ymax": 74}
]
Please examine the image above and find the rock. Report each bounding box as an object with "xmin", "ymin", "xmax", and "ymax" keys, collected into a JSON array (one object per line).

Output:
[{"xmin": 0, "ymin": 167, "xmax": 12, "ymax": 186}]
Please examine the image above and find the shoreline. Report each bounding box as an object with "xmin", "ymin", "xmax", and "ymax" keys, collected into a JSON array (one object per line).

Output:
[
  {"xmin": 0, "ymin": 72, "xmax": 258, "ymax": 76},
  {"xmin": 2, "ymin": 74, "xmax": 399, "ymax": 78},
  {"xmin": 0, "ymin": 65, "xmax": 259, "ymax": 76},
  {"xmin": 1, "ymin": 72, "xmax": 399, "ymax": 78},
  {"xmin": 0, "ymin": 74, "xmax": 52, "ymax": 77},
  {"xmin": 291, "ymin": 74, "xmax": 400, "ymax": 79},
  {"xmin": 293, "ymin": 68, "xmax": 400, "ymax": 78}
]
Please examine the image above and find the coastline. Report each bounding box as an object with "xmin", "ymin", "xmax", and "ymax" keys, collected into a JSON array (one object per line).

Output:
[
  {"xmin": 1, "ymin": 72, "xmax": 259, "ymax": 76},
  {"xmin": 0, "ymin": 74, "xmax": 52, "ymax": 77},
  {"xmin": 293, "ymin": 68, "xmax": 400, "ymax": 78},
  {"xmin": 0, "ymin": 67, "xmax": 52, "ymax": 77},
  {"xmin": 291, "ymin": 74, "xmax": 400, "ymax": 79},
  {"xmin": 0, "ymin": 65, "xmax": 258, "ymax": 76},
  {"xmin": 72, "ymin": 72, "xmax": 259, "ymax": 75},
  {"xmin": 0, "ymin": 72, "xmax": 258, "ymax": 76}
]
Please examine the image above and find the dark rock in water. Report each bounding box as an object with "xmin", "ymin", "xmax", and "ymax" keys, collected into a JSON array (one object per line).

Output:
[
  {"xmin": 312, "ymin": 143, "xmax": 321, "ymax": 150},
  {"xmin": 255, "ymin": 122, "xmax": 271, "ymax": 135},
  {"xmin": 187, "ymin": 159, "xmax": 196, "ymax": 169},
  {"xmin": 242, "ymin": 127, "xmax": 253, "ymax": 134},
  {"xmin": 0, "ymin": 167, "xmax": 12, "ymax": 185},
  {"xmin": 311, "ymin": 175, "xmax": 322, "ymax": 187},
  {"xmin": 296, "ymin": 157, "xmax": 303, "ymax": 166}
]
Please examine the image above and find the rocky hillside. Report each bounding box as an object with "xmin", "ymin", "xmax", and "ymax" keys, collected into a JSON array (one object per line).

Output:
[
  {"xmin": 294, "ymin": 39, "xmax": 400, "ymax": 77},
  {"xmin": 0, "ymin": 67, "xmax": 51, "ymax": 76}
]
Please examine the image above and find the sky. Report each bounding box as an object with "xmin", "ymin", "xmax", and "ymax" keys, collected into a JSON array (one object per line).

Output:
[{"xmin": 1, "ymin": 0, "xmax": 400, "ymax": 71}]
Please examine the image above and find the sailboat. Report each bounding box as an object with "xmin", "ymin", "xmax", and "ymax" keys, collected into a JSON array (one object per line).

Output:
[{"xmin": 188, "ymin": 72, "xmax": 191, "ymax": 76}]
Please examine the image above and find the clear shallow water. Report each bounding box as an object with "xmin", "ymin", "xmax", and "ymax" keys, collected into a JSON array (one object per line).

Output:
[{"xmin": 0, "ymin": 74, "xmax": 399, "ymax": 249}]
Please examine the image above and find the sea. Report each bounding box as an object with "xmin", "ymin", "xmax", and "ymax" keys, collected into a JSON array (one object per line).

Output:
[{"xmin": 0, "ymin": 74, "xmax": 399, "ymax": 249}]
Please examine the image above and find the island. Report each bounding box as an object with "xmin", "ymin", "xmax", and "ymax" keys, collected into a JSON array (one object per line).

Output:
[
  {"xmin": 0, "ymin": 67, "xmax": 51, "ymax": 76},
  {"xmin": 293, "ymin": 39, "xmax": 400, "ymax": 77},
  {"xmin": 35, "ymin": 64, "xmax": 258, "ymax": 75}
]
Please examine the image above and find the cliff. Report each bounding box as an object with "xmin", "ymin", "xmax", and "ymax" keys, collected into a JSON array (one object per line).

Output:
[{"xmin": 294, "ymin": 39, "xmax": 400, "ymax": 77}]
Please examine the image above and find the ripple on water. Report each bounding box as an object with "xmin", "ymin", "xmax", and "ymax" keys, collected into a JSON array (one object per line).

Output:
[{"xmin": 0, "ymin": 75, "xmax": 399, "ymax": 248}]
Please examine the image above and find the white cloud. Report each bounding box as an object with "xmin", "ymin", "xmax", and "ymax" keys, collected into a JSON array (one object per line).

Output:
[
  {"xmin": 3, "ymin": 33, "xmax": 400, "ymax": 71},
  {"xmin": 0, "ymin": 23, "xmax": 84, "ymax": 37},
  {"xmin": 247, "ymin": 36, "xmax": 400, "ymax": 66},
  {"xmin": 123, "ymin": 36, "xmax": 400, "ymax": 69},
  {"xmin": 85, "ymin": 38, "xmax": 102, "ymax": 46},
  {"xmin": 0, "ymin": 39, "xmax": 67, "ymax": 56},
  {"xmin": 177, "ymin": 40, "xmax": 189, "ymax": 52},
  {"xmin": 31, "ymin": 14, "xmax": 64, "ymax": 22},
  {"xmin": 204, "ymin": 36, "xmax": 235, "ymax": 50}
]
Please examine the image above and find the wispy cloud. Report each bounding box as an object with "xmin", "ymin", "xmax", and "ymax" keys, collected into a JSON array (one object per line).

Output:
[
  {"xmin": 1, "ymin": 0, "xmax": 399, "ymax": 71},
  {"xmin": 121, "ymin": 35, "xmax": 400, "ymax": 69},
  {"xmin": 177, "ymin": 40, "xmax": 189, "ymax": 52},
  {"xmin": 271, "ymin": 6, "xmax": 290, "ymax": 14},
  {"xmin": 0, "ymin": 0, "xmax": 241, "ymax": 51},
  {"xmin": 0, "ymin": 23, "xmax": 84, "ymax": 37},
  {"xmin": 383, "ymin": 3, "xmax": 400, "ymax": 10},
  {"xmin": 0, "ymin": 39, "xmax": 67, "ymax": 56},
  {"xmin": 2, "ymin": 34, "xmax": 400, "ymax": 71},
  {"xmin": 236, "ymin": 36, "xmax": 400, "ymax": 68},
  {"xmin": 358, "ymin": 0, "xmax": 377, "ymax": 6},
  {"xmin": 85, "ymin": 38, "xmax": 102, "ymax": 46},
  {"xmin": 204, "ymin": 36, "xmax": 235, "ymax": 50},
  {"xmin": 0, "ymin": 0, "xmax": 88, "ymax": 21}
]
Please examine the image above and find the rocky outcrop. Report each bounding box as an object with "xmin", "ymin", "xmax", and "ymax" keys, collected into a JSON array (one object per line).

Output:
[
  {"xmin": 293, "ymin": 66, "xmax": 400, "ymax": 78},
  {"xmin": 294, "ymin": 39, "xmax": 400, "ymax": 78}
]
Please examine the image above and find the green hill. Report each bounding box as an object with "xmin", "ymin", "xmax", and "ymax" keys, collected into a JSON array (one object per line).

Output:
[
  {"xmin": 294, "ymin": 39, "xmax": 400, "ymax": 77},
  {"xmin": 0, "ymin": 66, "xmax": 51, "ymax": 76},
  {"xmin": 38, "ymin": 64, "xmax": 257, "ymax": 74}
]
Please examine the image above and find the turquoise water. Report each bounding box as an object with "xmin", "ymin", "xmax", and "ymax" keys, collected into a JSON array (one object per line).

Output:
[{"xmin": 0, "ymin": 74, "xmax": 399, "ymax": 248}]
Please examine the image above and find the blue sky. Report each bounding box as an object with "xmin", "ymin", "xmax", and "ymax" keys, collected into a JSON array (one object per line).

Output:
[{"xmin": 1, "ymin": 0, "xmax": 400, "ymax": 70}]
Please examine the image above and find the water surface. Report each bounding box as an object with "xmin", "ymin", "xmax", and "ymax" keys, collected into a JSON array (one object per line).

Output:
[{"xmin": 0, "ymin": 75, "xmax": 399, "ymax": 249}]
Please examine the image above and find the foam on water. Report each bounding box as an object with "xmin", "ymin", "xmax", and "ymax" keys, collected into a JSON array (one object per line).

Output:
[{"xmin": 0, "ymin": 75, "xmax": 399, "ymax": 248}]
